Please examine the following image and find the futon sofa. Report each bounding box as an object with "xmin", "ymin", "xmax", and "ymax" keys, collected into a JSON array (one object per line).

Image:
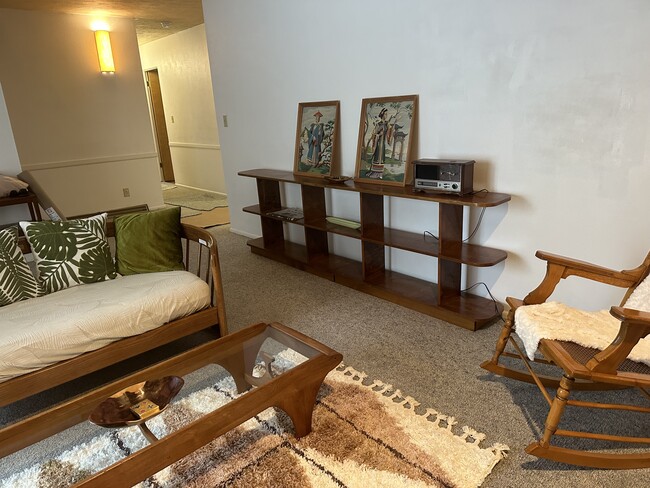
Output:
[{"xmin": 0, "ymin": 209, "xmax": 227, "ymax": 457}]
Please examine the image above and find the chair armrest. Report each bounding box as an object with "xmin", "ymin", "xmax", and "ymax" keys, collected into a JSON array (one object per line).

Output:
[
  {"xmin": 585, "ymin": 305, "xmax": 650, "ymax": 373},
  {"xmin": 610, "ymin": 306, "xmax": 650, "ymax": 324},
  {"xmin": 180, "ymin": 223, "xmax": 228, "ymax": 336},
  {"xmin": 520, "ymin": 251, "xmax": 641, "ymax": 307},
  {"xmin": 535, "ymin": 251, "xmax": 639, "ymax": 285}
]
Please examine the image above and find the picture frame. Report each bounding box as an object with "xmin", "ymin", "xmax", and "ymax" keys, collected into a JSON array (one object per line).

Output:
[
  {"xmin": 354, "ymin": 95, "xmax": 418, "ymax": 186},
  {"xmin": 293, "ymin": 100, "xmax": 340, "ymax": 178}
]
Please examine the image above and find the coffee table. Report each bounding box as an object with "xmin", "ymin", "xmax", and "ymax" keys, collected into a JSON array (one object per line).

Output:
[{"xmin": 78, "ymin": 321, "xmax": 342, "ymax": 487}]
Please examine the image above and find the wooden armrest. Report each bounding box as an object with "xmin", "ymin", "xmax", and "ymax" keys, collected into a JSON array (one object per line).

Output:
[
  {"xmin": 610, "ymin": 306, "xmax": 650, "ymax": 324},
  {"xmin": 585, "ymin": 306, "xmax": 650, "ymax": 373},
  {"xmin": 521, "ymin": 251, "xmax": 641, "ymax": 306},
  {"xmin": 181, "ymin": 222, "xmax": 215, "ymax": 246},
  {"xmin": 535, "ymin": 251, "xmax": 631, "ymax": 281},
  {"xmin": 181, "ymin": 223, "xmax": 228, "ymax": 336}
]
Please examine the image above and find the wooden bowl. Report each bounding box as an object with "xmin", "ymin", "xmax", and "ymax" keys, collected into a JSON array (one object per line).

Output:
[
  {"xmin": 324, "ymin": 176, "xmax": 351, "ymax": 183},
  {"xmin": 89, "ymin": 376, "xmax": 184, "ymax": 428}
]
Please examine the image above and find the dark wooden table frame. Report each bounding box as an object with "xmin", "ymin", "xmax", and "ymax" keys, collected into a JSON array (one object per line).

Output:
[{"xmin": 42, "ymin": 322, "xmax": 342, "ymax": 487}]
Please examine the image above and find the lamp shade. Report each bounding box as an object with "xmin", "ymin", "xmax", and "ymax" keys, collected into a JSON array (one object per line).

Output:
[{"xmin": 94, "ymin": 30, "xmax": 115, "ymax": 73}]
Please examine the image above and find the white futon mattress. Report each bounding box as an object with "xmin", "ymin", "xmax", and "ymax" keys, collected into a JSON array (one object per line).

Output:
[{"xmin": 0, "ymin": 270, "xmax": 211, "ymax": 383}]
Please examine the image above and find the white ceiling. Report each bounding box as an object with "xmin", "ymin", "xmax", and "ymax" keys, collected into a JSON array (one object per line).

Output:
[{"xmin": 0, "ymin": 0, "xmax": 204, "ymax": 44}]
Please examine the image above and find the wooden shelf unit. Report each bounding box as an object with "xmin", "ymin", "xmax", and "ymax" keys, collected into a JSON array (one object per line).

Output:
[{"xmin": 239, "ymin": 169, "xmax": 511, "ymax": 330}]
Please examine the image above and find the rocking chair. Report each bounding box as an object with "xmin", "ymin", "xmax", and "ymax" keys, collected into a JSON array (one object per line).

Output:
[{"xmin": 481, "ymin": 249, "xmax": 650, "ymax": 469}]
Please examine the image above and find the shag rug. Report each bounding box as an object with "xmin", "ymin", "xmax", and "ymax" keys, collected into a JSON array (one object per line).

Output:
[
  {"xmin": 162, "ymin": 186, "xmax": 228, "ymax": 211},
  {"xmin": 0, "ymin": 353, "xmax": 508, "ymax": 488}
]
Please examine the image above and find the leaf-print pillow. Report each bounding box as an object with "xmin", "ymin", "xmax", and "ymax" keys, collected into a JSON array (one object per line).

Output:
[
  {"xmin": 19, "ymin": 213, "xmax": 117, "ymax": 294},
  {"xmin": 0, "ymin": 226, "xmax": 42, "ymax": 306}
]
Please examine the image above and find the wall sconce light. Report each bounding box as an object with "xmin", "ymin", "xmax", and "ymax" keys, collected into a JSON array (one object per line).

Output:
[{"xmin": 94, "ymin": 30, "xmax": 115, "ymax": 73}]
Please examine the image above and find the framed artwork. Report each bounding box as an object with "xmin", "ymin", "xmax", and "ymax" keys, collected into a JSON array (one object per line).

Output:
[
  {"xmin": 354, "ymin": 95, "xmax": 418, "ymax": 186},
  {"xmin": 293, "ymin": 100, "xmax": 340, "ymax": 178}
]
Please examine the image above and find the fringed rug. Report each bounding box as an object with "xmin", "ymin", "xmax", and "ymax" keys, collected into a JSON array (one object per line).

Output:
[
  {"xmin": 180, "ymin": 207, "xmax": 230, "ymax": 229},
  {"xmin": 162, "ymin": 186, "xmax": 228, "ymax": 211},
  {"xmin": 0, "ymin": 353, "xmax": 507, "ymax": 488}
]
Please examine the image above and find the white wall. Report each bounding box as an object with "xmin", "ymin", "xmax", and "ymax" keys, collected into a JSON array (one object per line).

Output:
[
  {"xmin": 139, "ymin": 24, "xmax": 226, "ymax": 194},
  {"xmin": 0, "ymin": 9, "xmax": 163, "ymax": 217},
  {"xmin": 203, "ymin": 0, "xmax": 650, "ymax": 310},
  {"xmin": 0, "ymin": 82, "xmax": 31, "ymax": 226}
]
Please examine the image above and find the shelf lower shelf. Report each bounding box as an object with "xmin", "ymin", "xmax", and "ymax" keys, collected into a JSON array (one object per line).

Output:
[
  {"xmin": 243, "ymin": 204, "xmax": 507, "ymax": 266},
  {"xmin": 247, "ymin": 237, "xmax": 502, "ymax": 331}
]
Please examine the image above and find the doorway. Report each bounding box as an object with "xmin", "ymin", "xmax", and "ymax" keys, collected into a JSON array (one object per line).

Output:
[{"xmin": 145, "ymin": 69, "xmax": 175, "ymax": 182}]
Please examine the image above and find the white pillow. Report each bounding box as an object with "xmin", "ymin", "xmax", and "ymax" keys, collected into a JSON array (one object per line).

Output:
[
  {"xmin": 19, "ymin": 213, "xmax": 117, "ymax": 294},
  {"xmin": 0, "ymin": 175, "xmax": 29, "ymax": 198},
  {"xmin": 0, "ymin": 227, "xmax": 41, "ymax": 306}
]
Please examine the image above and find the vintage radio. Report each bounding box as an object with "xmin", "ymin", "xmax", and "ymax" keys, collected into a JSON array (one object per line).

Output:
[{"xmin": 412, "ymin": 159, "xmax": 475, "ymax": 195}]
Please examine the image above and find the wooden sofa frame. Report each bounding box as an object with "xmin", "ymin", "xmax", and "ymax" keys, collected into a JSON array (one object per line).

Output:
[{"xmin": 0, "ymin": 221, "xmax": 228, "ymax": 458}]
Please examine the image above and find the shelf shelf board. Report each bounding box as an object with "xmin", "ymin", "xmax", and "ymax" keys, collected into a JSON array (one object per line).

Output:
[
  {"xmin": 239, "ymin": 169, "xmax": 511, "ymax": 207},
  {"xmin": 247, "ymin": 237, "xmax": 361, "ymax": 281},
  {"xmin": 247, "ymin": 237, "xmax": 502, "ymax": 330},
  {"xmin": 244, "ymin": 205, "xmax": 362, "ymax": 240},
  {"xmin": 364, "ymin": 227, "xmax": 507, "ymax": 266},
  {"xmin": 245, "ymin": 205, "xmax": 505, "ymax": 266},
  {"xmin": 243, "ymin": 204, "xmax": 303, "ymax": 222}
]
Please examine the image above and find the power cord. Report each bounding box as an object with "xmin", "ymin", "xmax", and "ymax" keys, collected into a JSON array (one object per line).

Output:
[
  {"xmin": 462, "ymin": 282, "xmax": 500, "ymax": 316},
  {"xmin": 423, "ymin": 189, "xmax": 489, "ymax": 243},
  {"xmin": 464, "ymin": 207, "xmax": 486, "ymax": 242}
]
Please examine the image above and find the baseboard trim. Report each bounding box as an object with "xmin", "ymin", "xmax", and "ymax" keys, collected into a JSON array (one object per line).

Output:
[
  {"xmin": 167, "ymin": 182, "xmax": 226, "ymax": 198},
  {"xmin": 229, "ymin": 227, "xmax": 260, "ymax": 239}
]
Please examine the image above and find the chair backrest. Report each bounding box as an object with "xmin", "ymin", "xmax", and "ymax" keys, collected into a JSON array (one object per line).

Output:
[{"xmin": 620, "ymin": 250, "xmax": 650, "ymax": 307}]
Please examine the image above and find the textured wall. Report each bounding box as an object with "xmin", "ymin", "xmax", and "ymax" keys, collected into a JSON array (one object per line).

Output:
[
  {"xmin": 0, "ymin": 82, "xmax": 30, "ymax": 225},
  {"xmin": 139, "ymin": 24, "xmax": 225, "ymax": 194},
  {"xmin": 0, "ymin": 8, "xmax": 163, "ymax": 217},
  {"xmin": 204, "ymin": 0, "xmax": 650, "ymax": 310}
]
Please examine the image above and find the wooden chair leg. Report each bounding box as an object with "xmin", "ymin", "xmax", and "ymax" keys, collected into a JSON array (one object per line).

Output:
[
  {"xmin": 526, "ymin": 374, "xmax": 650, "ymax": 468},
  {"xmin": 538, "ymin": 374, "xmax": 574, "ymax": 448},
  {"xmin": 480, "ymin": 311, "xmax": 524, "ymax": 378},
  {"xmin": 490, "ymin": 310, "xmax": 514, "ymax": 364}
]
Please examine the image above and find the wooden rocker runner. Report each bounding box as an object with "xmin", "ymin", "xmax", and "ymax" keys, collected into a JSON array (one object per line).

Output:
[{"xmin": 481, "ymin": 249, "xmax": 650, "ymax": 469}]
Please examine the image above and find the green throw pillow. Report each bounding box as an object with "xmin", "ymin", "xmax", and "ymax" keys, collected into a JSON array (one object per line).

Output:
[
  {"xmin": 20, "ymin": 213, "xmax": 117, "ymax": 294},
  {"xmin": 0, "ymin": 226, "xmax": 42, "ymax": 306},
  {"xmin": 114, "ymin": 207, "xmax": 184, "ymax": 275}
]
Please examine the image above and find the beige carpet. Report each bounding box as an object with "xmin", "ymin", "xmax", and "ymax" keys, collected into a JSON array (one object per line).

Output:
[
  {"xmin": 2, "ymin": 225, "xmax": 648, "ymax": 488},
  {"xmin": 0, "ymin": 352, "xmax": 507, "ymax": 488}
]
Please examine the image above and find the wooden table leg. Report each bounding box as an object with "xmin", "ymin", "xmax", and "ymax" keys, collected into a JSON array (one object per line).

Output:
[{"xmin": 276, "ymin": 375, "xmax": 329, "ymax": 438}]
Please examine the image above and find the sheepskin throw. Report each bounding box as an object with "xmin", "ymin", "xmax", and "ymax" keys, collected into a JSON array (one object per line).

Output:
[{"xmin": 515, "ymin": 276, "xmax": 650, "ymax": 367}]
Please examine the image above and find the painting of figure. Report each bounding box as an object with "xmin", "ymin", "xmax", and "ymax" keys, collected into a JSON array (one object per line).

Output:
[
  {"xmin": 294, "ymin": 101, "xmax": 340, "ymax": 178},
  {"xmin": 354, "ymin": 95, "xmax": 418, "ymax": 186}
]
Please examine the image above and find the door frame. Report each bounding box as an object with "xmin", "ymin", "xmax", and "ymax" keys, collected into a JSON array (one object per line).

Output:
[{"xmin": 145, "ymin": 68, "xmax": 175, "ymax": 182}]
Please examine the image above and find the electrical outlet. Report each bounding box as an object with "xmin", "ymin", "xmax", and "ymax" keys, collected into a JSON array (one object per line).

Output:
[
  {"xmin": 223, "ymin": 115, "xmax": 228, "ymax": 127},
  {"xmin": 123, "ymin": 188, "xmax": 130, "ymax": 197}
]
